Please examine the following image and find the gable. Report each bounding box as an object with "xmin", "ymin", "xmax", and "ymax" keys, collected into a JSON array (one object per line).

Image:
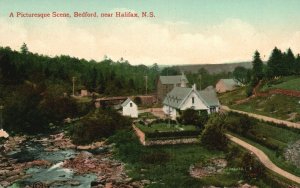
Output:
[{"xmin": 180, "ymin": 90, "xmax": 208, "ymax": 110}]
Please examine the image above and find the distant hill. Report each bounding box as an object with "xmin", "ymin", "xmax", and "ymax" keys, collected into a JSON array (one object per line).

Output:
[{"xmin": 174, "ymin": 62, "xmax": 252, "ymax": 74}]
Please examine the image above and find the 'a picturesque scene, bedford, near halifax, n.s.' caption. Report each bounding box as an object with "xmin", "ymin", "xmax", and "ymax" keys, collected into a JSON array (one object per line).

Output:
[{"xmin": 0, "ymin": 1, "xmax": 300, "ymax": 188}]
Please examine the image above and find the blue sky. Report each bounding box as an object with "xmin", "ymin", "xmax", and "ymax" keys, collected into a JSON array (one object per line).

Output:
[{"xmin": 0, "ymin": 0, "xmax": 300, "ymax": 64}]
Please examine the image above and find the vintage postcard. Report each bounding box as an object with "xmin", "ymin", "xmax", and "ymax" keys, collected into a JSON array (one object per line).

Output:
[{"xmin": 0, "ymin": 1, "xmax": 299, "ymax": 187}]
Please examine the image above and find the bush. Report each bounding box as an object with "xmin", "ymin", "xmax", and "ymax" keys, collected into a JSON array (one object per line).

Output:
[
  {"xmin": 181, "ymin": 108, "xmax": 208, "ymax": 129},
  {"xmin": 70, "ymin": 109, "xmax": 132, "ymax": 145},
  {"xmin": 241, "ymin": 152, "xmax": 265, "ymax": 180},
  {"xmin": 200, "ymin": 114, "xmax": 228, "ymax": 150},
  {"xmin": 145, "ymin": 130, "xmax": 201, "ymax": 139},
  {"xmin": 224, "ymin": 112, "xmax": 254, "ymax": 135}
]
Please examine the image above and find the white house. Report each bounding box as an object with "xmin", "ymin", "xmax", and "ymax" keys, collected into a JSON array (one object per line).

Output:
[
  {"xmin": 163, "ymin": 84, "xmax": 220, "ymax": 120},
  {"xmin": 121, "ymin": 98, "xmax": 138, "ymax": 118}
]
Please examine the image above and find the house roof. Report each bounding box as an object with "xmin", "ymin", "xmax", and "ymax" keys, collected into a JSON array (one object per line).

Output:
[
  {"xmin": 159, "ymin": 74, "xmax": 188, "ymax": 85},
  {"xmin": 220, "ymin": 79, "xmax": 239, "ymax": 88},
  {"xmin": 198, "ymin": 90, "xmax": 219, "ymax": 106},
  {"xmin": 163, "ymin": 86, "xmax": 219, "ymax": 109},
  {"xmin": 163, "ymin": 87, "xmax": 191, "ymax": 108},
  {"xmin": 121, "ymin": 98, "xmax": 133, "ymax": 107}
]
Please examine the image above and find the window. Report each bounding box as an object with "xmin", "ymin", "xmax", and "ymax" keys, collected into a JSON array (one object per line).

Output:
[
  {"xmin": 192, "ymin": 97, "xmax": 195, "ymax": 104},
  {"xmin": 130, "ymin": 103, "xmax": 132, "ymax": 107}
]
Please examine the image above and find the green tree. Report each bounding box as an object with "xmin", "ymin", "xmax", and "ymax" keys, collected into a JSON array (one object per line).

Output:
[
  {"xmin": 20, "ymin": 43, "xmax": 29, "ymax": 54},
  {"xmin": 252, "ymin": 50, "xmax": 264, "ymax": 83},
  {"xmin": 283, "ymin": 48, "xmax": 295, "ymax": 75},
  {"xmin": 267, "ymin": 47, "xmax": 283, "ymax": 78},
  {"xmin": 161, "ymin": 66, "xmax": 180, "ymax": 76},
  {"xmin": 70, "ymin": 109, "xmax": 132, "ymax": 144},
  {"xmin": 233, "ymin": 66, "xmax": 251, "ymax": 84},
  {"xmin": 200, "ymin": 114, "xmax": 228, "ymax": 150}
]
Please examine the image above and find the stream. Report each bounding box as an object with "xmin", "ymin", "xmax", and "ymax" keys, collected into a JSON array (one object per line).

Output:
[{"xmin": 5, "ymin": 137, "xmax": 98, "ymax": 188}]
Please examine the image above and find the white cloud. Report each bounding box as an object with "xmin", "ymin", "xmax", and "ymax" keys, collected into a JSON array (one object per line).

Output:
[{"xmin": 0, "ymin": 17, "xmax": 300, "ymax": 65}]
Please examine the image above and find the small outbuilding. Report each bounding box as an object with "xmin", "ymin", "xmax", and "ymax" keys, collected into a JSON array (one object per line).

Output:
[
  {"xmin": 121, "ymin": 98, "xmax": 138, "ymax": 118},
  {"xmin": 215, "ymin": 79, "xmax": 241, "ymax": 93}
]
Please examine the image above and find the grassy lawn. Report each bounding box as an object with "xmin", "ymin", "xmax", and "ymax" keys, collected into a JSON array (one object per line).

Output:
[
  {"xmin": 218, "ymin": 87, "xmax": 247, "ymax": 106},
  {"xmin": 138, "ymin": 112, "xmax": 157, "ymax": 119},
  {"xmin": 108, "ymin": 130, "xmax": 246, "ymax": 188},
  {"xmin": 231, "ymin": 94, "xmax": 300, "ymax": 121},
  {"xmin": 136, "ymin": 123, "xmax": 198, "ymax": 133},
  {"xmin": 74, "ymin": 96, "xmax": 92, "ymax": 103},
  {"xmin": 260, "ymin": 76, "xmax": 300, "ymax": 92}
]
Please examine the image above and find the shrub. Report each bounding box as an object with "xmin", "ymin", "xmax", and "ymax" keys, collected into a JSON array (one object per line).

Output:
[
  {"xmin": 70, "ymin": 109, "xmax": 132, "ymax": 145},
  {"xmin": 145, "ymin": 130, "xmax": 201, "ymax": 139},
  {"xmin": 241, "ymin": 152, "xmax": 265, "ymax": 180},
  {"xmin": 200, "ymin": 114, "xmax": 228, "ymax": 150},
  {"xmin": 181, "ymin": 108, "xmax": 208, "ymax": 129},
  {"xmin": 224, "ymin": 112, "xmax": 254, "ymax": 135}
]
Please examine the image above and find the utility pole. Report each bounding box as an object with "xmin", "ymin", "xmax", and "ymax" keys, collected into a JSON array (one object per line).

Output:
[
  {"xmin": 144, "ymin": 75, "xmax": 148, "ymax": 95},
  {"xmin": 72, "ymin": 77, "xmax": 76, "ymax": 96},
  {"xmin": 199, "ymin": 74, "xmax": 202, "ymax": 90}
]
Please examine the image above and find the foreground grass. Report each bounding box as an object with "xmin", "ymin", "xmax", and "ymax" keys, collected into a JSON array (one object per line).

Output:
[
  {"xmin": 231, "ymin": 94, "xmax": 300, "ymax": 121},
  {"xmin": 108, "ymin": 129, "xmax": 244, "ymax": 188}
]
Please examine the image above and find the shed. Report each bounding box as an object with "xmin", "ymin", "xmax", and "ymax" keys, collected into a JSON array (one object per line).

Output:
[{"xmin": 121, "ymin": 98, "xmax": 138, "ymax": 118}]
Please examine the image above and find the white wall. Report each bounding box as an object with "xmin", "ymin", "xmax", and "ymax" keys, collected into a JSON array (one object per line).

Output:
[
  {"xmin": 180, "ymin": 91, "xmax": 209, "ymax": 112},
  {"xmin": 163, "ymin": 105, "xmax": 177, "ymax": 120},
  {"xmin": 122, "ymin": 101, "xmax": 138, "ymax": 118}
]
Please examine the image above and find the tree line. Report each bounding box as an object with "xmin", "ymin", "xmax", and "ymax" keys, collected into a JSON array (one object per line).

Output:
[
  {"xmin": 0, "ymin": 44, "xmax": 160, "ymax": 134},
  {"xmin": 232, "ymin": 47, "xmax": 300, "ymax": 96}
]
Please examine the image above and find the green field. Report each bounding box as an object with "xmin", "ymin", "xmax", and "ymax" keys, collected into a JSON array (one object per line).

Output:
[
  {"xmin": 108, "ymin": 130, "xmax": 244, "ymax": 187},
  {"xmin": 108, "ymin": 129, "xmax": 296, "ymax": 187},
  {"xmin": 260, "ymin": 76, "xmax": 300, "ymax": 92},
  {"xmin": 231, "ymin": 94, "xmax": 300, "ymax": 121}
]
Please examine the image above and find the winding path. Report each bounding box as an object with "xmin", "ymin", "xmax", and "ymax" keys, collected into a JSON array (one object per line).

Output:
[
  {"xmin": 226, "ymin": 134, "xmax": 300, "ymax": 184},
  {"xmin": 221, "ymin": 105, "xmax": 300, "ymax": 129}
]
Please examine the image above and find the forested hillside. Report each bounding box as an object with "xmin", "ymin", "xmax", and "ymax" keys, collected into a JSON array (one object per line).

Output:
[{"xmin": 0, "ymin": 45, "xmax": 159, "ymax": 134}]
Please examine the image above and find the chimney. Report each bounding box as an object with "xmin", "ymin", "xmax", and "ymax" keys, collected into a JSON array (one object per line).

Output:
[
  {"xmin": 192, "ymin": 84, "xmax": 196, "ymax": 90},
  {"xmin": 180, "ymin": 72, "xmax": 186, "ymax": 87}
]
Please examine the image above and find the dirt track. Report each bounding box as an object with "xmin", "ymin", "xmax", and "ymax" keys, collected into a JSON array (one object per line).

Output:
[
  {"xmin": 221, "ymin": 105, "xmax": 300, "ymax": 129},
  {"xmin": 226, "ymin": 134, "xmax": 300, "ymax": 184}
]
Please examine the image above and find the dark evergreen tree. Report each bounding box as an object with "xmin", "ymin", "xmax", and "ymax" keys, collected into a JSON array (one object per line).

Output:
[
  {"xmin": 20, "ymin": 43, "xmax": 29, "ymax": 54},
  {"xmin": 252, "ymin": 50, "xmax": 264, "ymax": 83},
  {"xmin": 266, "ymin": 47, "xmax": 283, "ymax": 78}
]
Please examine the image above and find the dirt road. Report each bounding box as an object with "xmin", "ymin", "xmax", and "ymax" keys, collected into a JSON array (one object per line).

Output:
[
  {"xmin": 226, "ymin": 134, "xmax": 300, "ymax": 184},
  {"xmin": 221, "ymin": 105, "xmax": 300, "ymax": 129}
]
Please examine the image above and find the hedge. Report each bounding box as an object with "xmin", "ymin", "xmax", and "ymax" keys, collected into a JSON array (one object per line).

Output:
[{"xmin": 145, "ymin": 130, "xmax": 201, "ymax": 139}]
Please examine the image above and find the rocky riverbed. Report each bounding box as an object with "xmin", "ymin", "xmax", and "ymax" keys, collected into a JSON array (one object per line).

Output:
[{"xmin": 0, "ymin": 133, "xmax": 147, "ymax": 188}]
